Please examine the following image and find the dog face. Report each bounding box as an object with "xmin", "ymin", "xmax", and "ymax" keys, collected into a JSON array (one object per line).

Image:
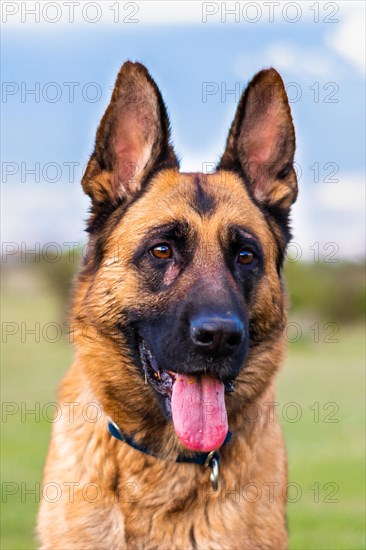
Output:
[{"xmin": 74, "ymin": 62, "xmax": 297, "ymax": 454}]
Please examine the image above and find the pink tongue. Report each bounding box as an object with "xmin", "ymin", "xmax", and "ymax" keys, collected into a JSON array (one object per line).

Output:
[{"xmin": 171, "ymin": 374, "xmax": 228, "ymax": 452}]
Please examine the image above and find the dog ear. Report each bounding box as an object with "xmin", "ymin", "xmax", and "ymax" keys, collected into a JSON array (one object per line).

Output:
[
  {"xmin": 218, "ymin": 68, "xmax": 297, "ymax": 212},
  {"xmin": 82, "ymin": 61, "xmax": 178, "ymax": 206}
]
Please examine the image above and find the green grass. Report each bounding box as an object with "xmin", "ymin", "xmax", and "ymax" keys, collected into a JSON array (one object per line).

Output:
[
  {"xmin": 277, "ymin": 327, "xmax": 365, "ymax": 549},
  {"xmin": 1, "ymin": 267, "xmax": 365, "ymax": 549},
  {"xmin": 1, "ymin": 276, "xmax": 73, "ymax": 550}
]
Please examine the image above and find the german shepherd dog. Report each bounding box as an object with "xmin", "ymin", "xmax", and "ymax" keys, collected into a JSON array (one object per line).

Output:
[{"xmin": 38, "ymin": 62, "xmax": 297, "ymax": 549}]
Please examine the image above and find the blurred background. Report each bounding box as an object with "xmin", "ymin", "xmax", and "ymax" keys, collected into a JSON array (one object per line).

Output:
[{"xmin": 1, "ymin": 1, "xmax": 365, "ymax": 548}]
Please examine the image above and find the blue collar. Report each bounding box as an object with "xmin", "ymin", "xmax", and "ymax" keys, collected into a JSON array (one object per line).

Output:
[{"xmin": 108, "ymin": 420, "xmax": 232, "ymax": 467}]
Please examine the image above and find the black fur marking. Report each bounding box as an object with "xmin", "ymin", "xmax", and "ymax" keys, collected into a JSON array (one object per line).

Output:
[
  {"xmin": 86, "ymin": 197, "xmax": 124, "ymax": 235},
  {"xmin": 221, "ymin": 225, "xmax": 264, "ymax": 305},
  {"xmin": 191, "ymin": 174, "xmax": 216, "ymax": 216},
  {"xmin": 110, "ymin": 470, "xmax": 120, "ymax": 500},
  {"xmin": 217, "ymin": 155, "xmax": 243, "ymax": 178},
  {"xmin": 265, "ymin": 202, "xmax": 293, "ymax": 243},
  {"xmin": 226, "ymin": 225, "xmax": 263, "ymax": 257},
  {"xmin": 277, "ymin": 162, "xmax": 293, "ymax": 180},
  {"xmin": 204, "ymin": 502, "xmax": 211, "ymax": 527},
  {"xmin": 80, "ymin": 236, "xmax": 105, "ymax": 277},
  {"xmin": 189, "ymin": 525, "xmax": 197, "ymax": 549},
  {"xmin": 253, "ymin": 200, "xmax": 292, "ymax": 274}
]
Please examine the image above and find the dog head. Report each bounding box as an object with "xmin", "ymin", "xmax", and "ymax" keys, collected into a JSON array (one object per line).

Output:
[{"xmin": 74, "ymin": 62, "xmax": 297, "ymax": 454}]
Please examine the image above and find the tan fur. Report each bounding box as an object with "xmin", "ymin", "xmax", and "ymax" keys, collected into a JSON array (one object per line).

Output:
[{"xmin": 38, "ymin": 63, "xmax": 296, "ymax": 549}]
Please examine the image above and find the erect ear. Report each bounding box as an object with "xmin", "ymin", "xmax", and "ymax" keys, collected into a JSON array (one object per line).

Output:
[
  {"xmin": 82, "ymin": 61, "xmax": 178, "ymax": 206},
  {"xmin": 218, "ymin": 68, "xmax": 297, "ymax": 212}
]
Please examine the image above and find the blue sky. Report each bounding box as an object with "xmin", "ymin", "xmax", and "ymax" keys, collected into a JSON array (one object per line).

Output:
[{"xmin": 1, "ymin": 1, "xmax": 365, "ymax": 259}]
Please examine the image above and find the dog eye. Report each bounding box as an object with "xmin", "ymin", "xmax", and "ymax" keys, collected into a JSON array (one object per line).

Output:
[
  {"xmin": 149, "ymin": 244, "xmax": 173, "ymax": 260},
  {"xmin": 238, "ymin": 248, "xmax": 255, "ymax": 265}
]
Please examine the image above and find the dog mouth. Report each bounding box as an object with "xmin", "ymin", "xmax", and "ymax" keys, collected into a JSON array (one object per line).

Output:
[{"xmin": 139, "ymin": 339, "xmax": 234, "ymax": 452}]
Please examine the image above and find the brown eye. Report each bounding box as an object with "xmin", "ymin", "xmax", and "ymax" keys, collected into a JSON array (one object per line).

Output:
[
  {"xmin": 149, "ymin": 244, "xmax": 173, "ymax": 260},
  {"xmin": 238, "ymin": 249, "xmax": 254, "ymax": 265}
]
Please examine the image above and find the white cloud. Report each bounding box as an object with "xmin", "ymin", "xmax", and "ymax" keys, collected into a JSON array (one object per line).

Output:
[
  {"xmin": 263, "ymin": 42, "xmax": 335, "ymax": 77},
  {"xmin": 1, "ymin": 182, "xmax": 89, "ymax": 247},
  {"xmin": 234, "ymin": 2, "xmax": 366, "ymax": 80},
  {"xmin": 294, "ymin": 171, "xmax": 366, "ymax": 260},
  {"xmin": 316, "ymin": 172, "xmax": 365, "ymax": 212},
  {"xmin": 325, "ymin": 4, "xmax": 365, "ymax": 75},
  {"xmin": 3, "ymin": 0, "xmax": 361, "ymax": 28},
  {"xmin": 233, "ymin": 41, "xmax": 337, "ymax": 81},
  {"xmin": 1, "ymin": 1, "xmax": 204, "ymax": 27}
]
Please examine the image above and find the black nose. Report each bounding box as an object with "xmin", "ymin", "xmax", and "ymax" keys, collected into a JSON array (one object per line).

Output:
[{"xmin": 190, "ymin": 314, "xmax": 245, "ymax": 356}]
